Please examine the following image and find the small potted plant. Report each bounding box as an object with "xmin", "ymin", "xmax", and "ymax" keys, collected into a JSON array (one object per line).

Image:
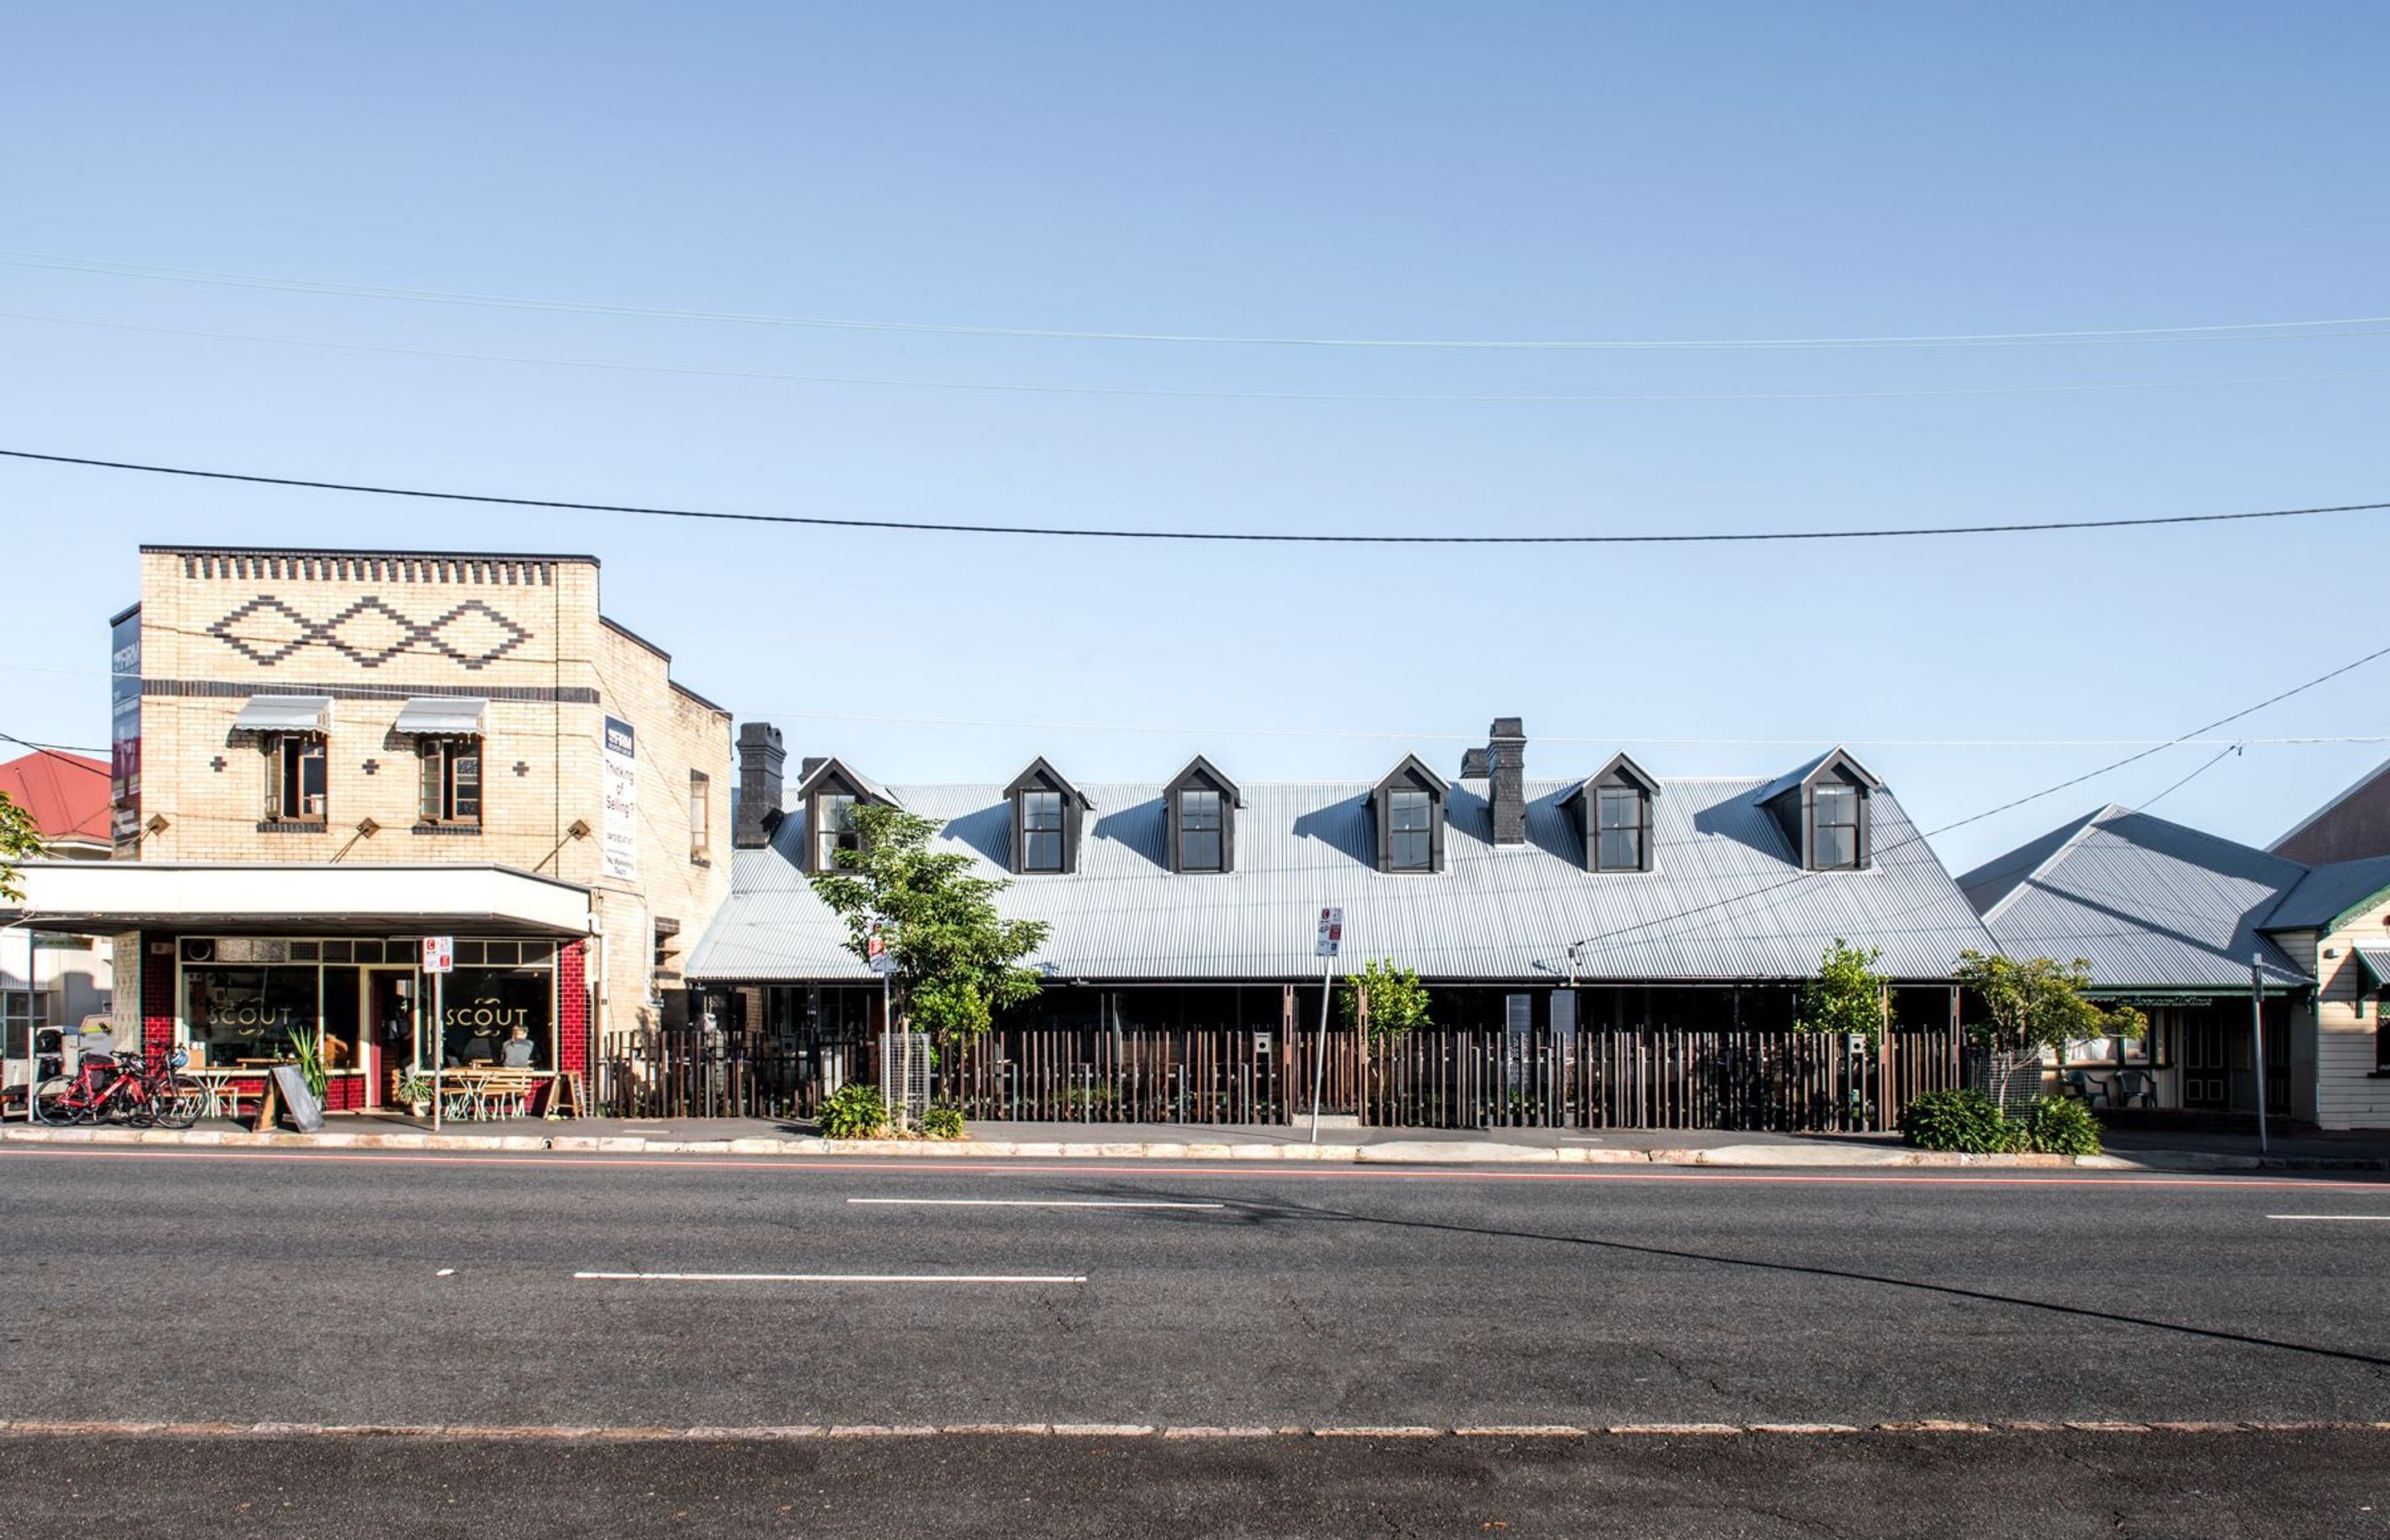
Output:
[{"xmin": 393, "ymin": 1069, "xmax": 435, "ymax": 1118}]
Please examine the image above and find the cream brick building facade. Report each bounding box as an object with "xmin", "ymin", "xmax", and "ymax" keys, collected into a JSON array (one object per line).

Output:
[{"xmin": 115, "ymin": 545, "xmax": 730, "ymax": 1075}]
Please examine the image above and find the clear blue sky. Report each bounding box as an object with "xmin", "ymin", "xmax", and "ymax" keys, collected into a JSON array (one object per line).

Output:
[{"xmin": 3, "ymin": 1, "xmax": 2384, "ymax": 875}]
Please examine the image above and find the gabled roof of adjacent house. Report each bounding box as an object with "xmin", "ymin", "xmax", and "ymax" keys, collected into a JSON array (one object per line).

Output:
[
  {"xmin": 1958, "ymin": 805, "xmax": 2310, "ymax": 989},
  {"xmin": 2265, "ymin": 855, "xmax": 2390, "ymax": 933},
  {"xmin": 0, "ymin": 751, "xmax": 110, "ymax": 849},
  {"xmin": 688, "ymin": 768, "xmax": 1995, "ymax": 985}
]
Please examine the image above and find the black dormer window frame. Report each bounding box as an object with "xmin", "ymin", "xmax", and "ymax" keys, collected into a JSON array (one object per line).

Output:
[
  {"xmin": 1594, "ymin": 783, "xmax": 1646, "ymax": 872},
  {"xmin": 1371, "ymin": 756, "xmax": 1448, "ymax": 875},
  {"xmin": 1811, "ymin": 782, "xmax": 1863, "ymax": 870},
  {"xmin": 1020, "ymin": 788, "xmax": 1066, "ymax": 872},
  {"xmin": 797, "ymin": 759, "xmax": 897, "ymax": 875},
  {"xmin": 1388, "ymin": 789, "xmax": 1434, "ymax": 871},
  {"xmin": 1178, "ymin": 788, "xmax": 1224, "ymax": 872},
  {"xmin": 1006, "ymin": 758, "xmax": 1090, "ymax": 875},
  {"xmin": 1164, "ymin": 757, "xmax": 1242, "ymax": 875}
]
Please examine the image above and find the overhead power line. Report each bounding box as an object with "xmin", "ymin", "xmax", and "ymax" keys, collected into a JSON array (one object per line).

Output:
[
  {"xmin": 7, "ymin": 251, "xmax": 2390, "ymax": 353},
  {"xmin": 4, "ymin": 448, "xmax": 2385, "ymax": 548},
  {"xmin": 1568, "ymin": 639, "xmax": 2390, "ymax": 952},
  {"xmin": 9, "ymin": 310, "xmax": 2388, "ymax": 407}
]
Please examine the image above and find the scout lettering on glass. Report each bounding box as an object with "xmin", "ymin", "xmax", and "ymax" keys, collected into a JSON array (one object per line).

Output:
[{"xmin": 441, "ymin": 967, "xmax": 553, "ymax": 1070}]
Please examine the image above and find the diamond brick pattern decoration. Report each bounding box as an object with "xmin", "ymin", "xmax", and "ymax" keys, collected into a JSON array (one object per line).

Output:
[{"xmin": 208, "ymin": 594, "xmax": 532, "ymax": 671}]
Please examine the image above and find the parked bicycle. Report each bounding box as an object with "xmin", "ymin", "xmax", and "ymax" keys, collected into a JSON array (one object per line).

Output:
[{"xmin": 32, "ymin": 1047, "xmax": 206, "ymax": 1130}]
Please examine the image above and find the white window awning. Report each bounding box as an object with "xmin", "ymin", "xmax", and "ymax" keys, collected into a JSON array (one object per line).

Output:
[
  {"xmin": 393, "ymin": 696, "xmax": 489, "ymax": 735},
  {"xmin": 232, "ymin": 694, "xmax": 331, "ymax": 732}
]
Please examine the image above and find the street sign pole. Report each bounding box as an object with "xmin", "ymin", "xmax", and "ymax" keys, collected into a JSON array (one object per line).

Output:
[
  {"xmin": 1308, "ymin": 906, "xmax": 1344, "ymax": 1144},
  {"xmin": 2251, "ymin": 953, "xmax": 2269, "ymax": 1156},
  {"xmin": 423, "ymin": 936, "xmax": 453, "ymax": 1131}
]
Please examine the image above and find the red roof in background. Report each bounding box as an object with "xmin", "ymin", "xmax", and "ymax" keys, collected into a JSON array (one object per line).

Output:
[{"xmin": 0, "ymin": 751, "xmax": 111, "ymax": 846}]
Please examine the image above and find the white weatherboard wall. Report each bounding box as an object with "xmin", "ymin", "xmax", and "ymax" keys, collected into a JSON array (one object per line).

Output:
[{"xmin": 2291, "ymin": 904, "xmax": 2390, "ymax": 1129}]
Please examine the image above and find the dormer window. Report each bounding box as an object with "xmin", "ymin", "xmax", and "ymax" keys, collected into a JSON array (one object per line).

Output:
[
  {"xmin": 1596, "ymin": 787, "xmax": 1645, "ymax": 870},
  {"xmin": 1006, "ymin": 758, "xmax": 1090, "ymax": 875},
  {"xmin": 1021, "ymin": 791, "xmax": 1065, "ymax": 871},
  {"xmin": 816, "ymin": 793, "xmax": 859, "ymax": 870},
  {"xmin": 1812, "ymin": 783, "xmax": 1861, "ymax": 870},
  {"xmin": 1165, "ymin": 757, "xmax": 1242, "ymax": 875},
  {"xmin": 1389, "ymin": 791, "xmax": 1433, "ymax": 870},
  {"xmin": 1179, "ymin": 791, "xmax": 1223, "ymax": 870},
  {"xmin": 1370, "ymin": 755, "xmax": 1449, "ymax": 875},
  {"xmin": 1755, "ymin": 747, "xmax": 1881, "ymax": 872},
  {"xmin": 793, "ymin": 758, "xmax": 899, "ymax": 875},
  {"xmin": 1563, "ymin": 753, "xmax": 1659, "ymax": 873}
]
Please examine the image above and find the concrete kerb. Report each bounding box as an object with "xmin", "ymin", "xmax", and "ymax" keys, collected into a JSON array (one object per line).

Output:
[{"xmin": 0, "ymin": 1123, "xmax": 2378, "ymax": 1171}]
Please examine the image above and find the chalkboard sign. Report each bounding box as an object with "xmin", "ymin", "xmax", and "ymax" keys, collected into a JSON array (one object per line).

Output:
[{"xmin": 269, "ymin": 1065, "xmax": 324, "ymax": 1133}]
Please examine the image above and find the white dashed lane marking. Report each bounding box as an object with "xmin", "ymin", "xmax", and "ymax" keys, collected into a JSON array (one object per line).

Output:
[
  {"xmin": 573, "ymin": 1271, "xmax": 1088, "ymax": 1284},
  {"xmin": 846, "ymin": 1198, "xmax": 1223, "ymax": 1210}
]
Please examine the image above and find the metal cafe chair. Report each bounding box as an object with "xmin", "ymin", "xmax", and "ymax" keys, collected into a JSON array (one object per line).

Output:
[
  {"xmin": 2064, "ymin": 1070, "xmax": 2112, "ymax": 1108},
  {"xmin": 2111, "ymin": 1069, "xmax": 2158, "ymax": 1109}
]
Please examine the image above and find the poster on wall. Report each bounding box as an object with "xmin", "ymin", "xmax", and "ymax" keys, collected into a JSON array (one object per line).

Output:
[
  {"xmin": 109, "ymin": 607, "xmax": 141, "ymax": 846},
  {"xmin": 602, "ymin": 714, "xmax": 638, "ymax": 880}
]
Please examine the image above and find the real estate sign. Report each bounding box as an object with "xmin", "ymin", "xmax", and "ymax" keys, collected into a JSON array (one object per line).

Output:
[
  {"xmin": 602, "ymin": 715, "xmax": 637, "ymax": 880},
  {"xmin": 109, "ymin": 607, "xmax": 141, "ymax": 846}
]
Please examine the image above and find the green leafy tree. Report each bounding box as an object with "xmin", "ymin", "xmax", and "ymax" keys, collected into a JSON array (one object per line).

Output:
[
  {"xmin": 1954, "ymin": 950, "xmax": 2146, "ymax": 1115},
  {"xmin": 1339, "ymin": 958, "xmax": 1433, "ymax": 1040},
  {"xmin": 0, "ymin": 791, "xmax": 45, "ymax": 904},
  {"xmin": 1953, "ymin": 950, "xmax": 2146, "ymax": 1057},
  {"xmin": 1794, "ymin": 938, "xmax": 1889, "ymax": 1049},
  {"xmin": 807, "ymin": 805, "xmax": 1051, "ymax": 1056}
]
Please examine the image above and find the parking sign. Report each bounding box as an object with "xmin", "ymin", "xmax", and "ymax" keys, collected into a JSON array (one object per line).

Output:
[
  {"xmin": 1314, "ymin": 907, "xmax": 1344, "ymax": 959},
  {"xmin": 422, "ymin": 936, "xmax": 454, "ymax": 973}
]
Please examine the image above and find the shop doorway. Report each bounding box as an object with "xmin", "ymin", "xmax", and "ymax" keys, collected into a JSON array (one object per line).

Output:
[{"xmin": 361, "ymin": 967, "xmax": 418, "ymax": 1107}]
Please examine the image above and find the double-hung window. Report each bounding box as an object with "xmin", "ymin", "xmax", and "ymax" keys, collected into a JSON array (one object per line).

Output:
[
  {"xmin": 268, "ymin": 735, "xmax": 328, "ymax": 823},
  {"xmin": 1389, "ymin": 788, "xmax": 1433, "ymax": 872},
  {"xmin": 1595, "ymin": 786, "xmax": 1645, "ymax": 871},
  {"xmin": 418, "ymin": 738, "xmax": 481, "ymax": 826},
  {"xmin": 816, "ymin": 793, "xmax": 859, "ymax": 870},
  {"xmin": 689, "ymin": 771, "xmax": 711, "ymax": 860},
  {"xmin": 1021, "ymin": 790, "xmax": 1065, "ymax": 872},
  {"xmin": 1812, "ymin": 783, "xmax": 1861, "ymax": 870},
  {"xmin": 1178, "ymin": 789, "xmax": 1223, "ymax": 872}
]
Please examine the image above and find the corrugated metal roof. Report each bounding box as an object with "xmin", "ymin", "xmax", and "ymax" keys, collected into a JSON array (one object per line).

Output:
[
  {"xmin": 688, "ymin": 775, "xmax": 1995, "ymax": 985},
  {"xmin": 2263, "ymin": 855, "xmax": 2390, "ymax": 932},
  {"xmin": 1959, "ymin": 806, "xmax": 2310, "ymax": 990}
]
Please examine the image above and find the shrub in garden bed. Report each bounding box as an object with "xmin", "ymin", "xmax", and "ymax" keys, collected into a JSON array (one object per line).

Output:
[
  {"xmin": 1898, "ymin": 1088, "xmax": 2104, "ymax": 1155},
  {"xmin": 818, "ymin": 1083, "xmax": 893, "ymax": 1139}
]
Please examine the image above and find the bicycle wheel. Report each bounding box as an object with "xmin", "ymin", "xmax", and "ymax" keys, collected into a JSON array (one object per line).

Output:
[
  {"xmin": 154, "ymin": 1074, "xmax": 207, "ymax": 1131},
  {"xmin": 31, "ymin": 1077, "xmax": 82, "ymax": 1127}
]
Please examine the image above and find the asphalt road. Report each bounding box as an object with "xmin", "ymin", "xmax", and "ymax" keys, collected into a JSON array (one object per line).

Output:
[
  {"xmin": 0, "ymin": 1146, "xmax": 2383, "ymax": 1534},
  {"xmin": 2, "ymin": 1429, "xmax": 2384, "ymax": 1539}
]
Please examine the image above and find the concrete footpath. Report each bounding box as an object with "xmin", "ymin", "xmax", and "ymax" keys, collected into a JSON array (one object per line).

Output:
[{"xmin": 2, "ymin": 1114, "xmax": 2383, "ymax": 1172}]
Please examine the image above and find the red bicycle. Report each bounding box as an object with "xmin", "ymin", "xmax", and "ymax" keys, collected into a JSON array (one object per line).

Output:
[{"xmin": 33, "ymin": 1047, "xmax": 204, "ymax": 1130}]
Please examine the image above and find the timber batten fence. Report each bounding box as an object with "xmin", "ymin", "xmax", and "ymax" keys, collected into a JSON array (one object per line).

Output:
[{"xmin": 599, "ymin": 1024, "xmax": 1962, "ymax": 1133}]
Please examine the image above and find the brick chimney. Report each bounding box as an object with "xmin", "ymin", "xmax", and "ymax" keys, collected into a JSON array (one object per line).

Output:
[
  {"xmin": 1460, "ymin": 747, "xmax": 1491, "ymax": 778},
  {"xmin": 734, "ymin": 722, "xmax": 786, "ymax": 849},
  {"xmin": 1487, "ymin": 717, "xmax": 1526, "ymax": 845}
]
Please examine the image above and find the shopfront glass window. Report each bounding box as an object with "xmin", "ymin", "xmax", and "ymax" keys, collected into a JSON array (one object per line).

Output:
[
  {"xmin": 439, "ymin": 967, "xmax": 554, "ymax": 1070},
  {"xmin": 183, "ymin": 967, "xmax": 318, "ymax": 1067}
]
